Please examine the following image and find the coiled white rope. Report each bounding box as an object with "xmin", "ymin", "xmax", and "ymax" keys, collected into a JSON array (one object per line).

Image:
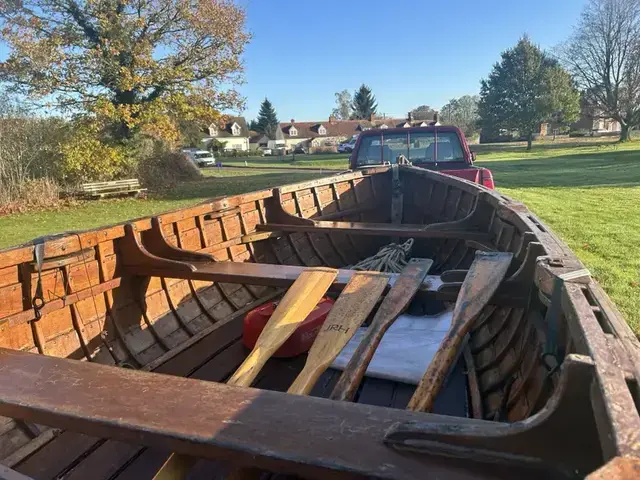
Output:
[{"xmin": 349, "ymin": 239, "xmax": 414, "ymax": 273}]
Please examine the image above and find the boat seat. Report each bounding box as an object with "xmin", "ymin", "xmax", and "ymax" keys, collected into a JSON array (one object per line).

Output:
[{"xmin": 11, "ymin": 329, "xmax": 468, "ymax": 480}]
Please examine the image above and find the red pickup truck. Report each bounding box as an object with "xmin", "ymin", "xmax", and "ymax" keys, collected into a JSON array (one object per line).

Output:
[{"xmin": 349, "ymin": 125, "xmax": 495, "ymax": 189}]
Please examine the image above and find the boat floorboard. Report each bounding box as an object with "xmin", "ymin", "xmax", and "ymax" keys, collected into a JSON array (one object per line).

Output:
[{"xmin": 13, "ymin": 318, "xmax": 468, "ymax": 480}]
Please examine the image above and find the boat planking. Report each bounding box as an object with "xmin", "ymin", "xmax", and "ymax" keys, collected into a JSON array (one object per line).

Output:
[{"xmin": 0, "ymin": 165, "xmax": 638, "ymax": 479}]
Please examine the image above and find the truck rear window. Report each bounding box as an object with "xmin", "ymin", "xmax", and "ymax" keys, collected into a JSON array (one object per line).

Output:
[{"xmin": 355, "ymin": 131, "xmax": 465, "ymax": 166}]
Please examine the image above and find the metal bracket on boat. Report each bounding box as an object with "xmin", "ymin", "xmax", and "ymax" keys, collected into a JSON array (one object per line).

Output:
[
  {"xmin": 31, "ymin": 241, "xmax": 45, "ymax": 321},
  {"xmin": 543, "ymin": 268, "xmax": 591, "ymax": 360}
]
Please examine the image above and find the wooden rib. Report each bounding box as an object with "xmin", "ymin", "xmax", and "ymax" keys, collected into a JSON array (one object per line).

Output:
[
  {"xmin": 286, "ymin": 234, "xmax": 311, "ymax": 266},
  {"xmin": 293, "ymin": 191, "xmax": 330, "ymax": 266},
  {"xmin": 476, "ymin": 309, "xmax": 526, "ymax": 373},
  {"xmin": 463, "ymin": 343, "xmax": 483, "ymax": 419},
  {"xmin": 136, "ymin": 291, "xmax": 172, "ymax": 352},
  {"xmin": 330, "ymin": 182, "xmax": 362, "ymax": 259},
  {"xmin": 481, "ymin": 325, "xmax": 535, "ymax": 395},
  {"xmin": 161, "ymin": 277, "xmax": 198, "ymax": 336},
  {"xmin": 62, "ymin": 265, "xmax": 93, "ymax": 361},
  {"xmin": 471, "ymin": 308, "xmax": 513, "ymax": 354},
  {"xmin": 506, "ymin": 343, "xmax": 543, "ymax": 413},
  {"xmin": 182, "ymin": 220, "xmax": 225, "ymax": 324},
  {"xmin": 349, "ymin": 179, "xmax": 365, "ymax": 222},
  {"xmin": 30, "ymin": 321, "xmax": 46, "ymax": 355},
  {"xmin": 96, "ymin": 243, "xmax": 143, "ymax": 367},
  {"xmin": 310, "ymin": 185, "xmax": 350, "ymax": 265},
  {"xmin": 470, "ymin": 305, "xmax": 498, "ymax": 334}
]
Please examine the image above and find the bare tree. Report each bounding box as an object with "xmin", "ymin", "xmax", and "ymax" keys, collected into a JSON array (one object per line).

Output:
[
  {"xmin": 561, "ymin": 0, "xmax": 640, "ymax": 141},
  {"xmin": 331, "ymin": 90, "xmax": 352, "ymax": 120}
]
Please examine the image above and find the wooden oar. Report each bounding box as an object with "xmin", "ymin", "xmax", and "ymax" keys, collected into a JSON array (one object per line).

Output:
[
  {"xmin": 154, "ymin": 267, "xmax": 338, "ymax": 480},
  {"xmin": 407, "ymin": 251, "xmax": 513, "ymax": 412},
  {"xmin": 329, "ymin": 258, "xmax": 433, "ymax": 402},
  {"xmin": 227, "ymin": 271, "xmax": 391, "ymax": 480},
  {"xmin": 288, "ymin": 271, "xmax": 391, "ymax": 395}
]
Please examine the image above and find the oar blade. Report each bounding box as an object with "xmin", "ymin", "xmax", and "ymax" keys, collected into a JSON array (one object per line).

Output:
[
  {"xmin": 329, "ymin": 258, "xmax": 433, "ymax": 402},
  {"xmin": 407, "ymin": 251, "xmax": 513, "ymax": 412},
  {"xmin": 288, "ymin": 271, "xmax": 390, "ymax": 395},
  {"xmin": 228, "ymin": 267, "xmax": 338, "ymax": 387}
]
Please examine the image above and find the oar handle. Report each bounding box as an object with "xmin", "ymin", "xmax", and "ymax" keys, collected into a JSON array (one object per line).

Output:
[
  {"xmin": 288, "ymin": 363, "xmax": 327, "ymax": 396},
  {"xmin": 406, "ymin": 333, "xmax": 461, "ymax": 412},
  {"xmin": 227, "ymin": 347, "xmax": 267, "ymax": 387}
]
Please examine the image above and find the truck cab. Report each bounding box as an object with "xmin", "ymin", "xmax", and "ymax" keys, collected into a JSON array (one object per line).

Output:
[{"xmin": 349, "ymin": 125, "xmax": 494, "ymax": 189}]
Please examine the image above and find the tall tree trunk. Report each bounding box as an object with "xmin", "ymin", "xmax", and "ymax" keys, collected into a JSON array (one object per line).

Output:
[
  {"xmin": 620, "ymin": 123, "xmax": 631, "ymax": 142},
  {"xmin": 526, "ymin": 132, "xmax": 533, "ymax": 151}
]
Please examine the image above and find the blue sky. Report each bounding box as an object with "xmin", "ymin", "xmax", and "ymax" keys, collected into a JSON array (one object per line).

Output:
[
  {"xmin": 238, "ymin": 0, "xmax": 588, "ymax": 122},
  {"xmin": 0, "ymin": 0, "xmax": 587, "ymax": 121}
]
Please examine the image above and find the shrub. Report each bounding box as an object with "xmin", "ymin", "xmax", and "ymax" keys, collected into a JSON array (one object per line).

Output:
[
  {"xmin": 0, "ymin": 177, "xmax": 61, "ymax": 215},
  {"xmin": 137, "ymin": 140, "xmax": 202, "ymax": 190},
  {"xmin": 310, "ymin": 146, "xmax": 337, "ymax": 154}
]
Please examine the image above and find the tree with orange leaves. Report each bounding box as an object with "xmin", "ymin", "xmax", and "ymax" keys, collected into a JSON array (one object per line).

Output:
[{"xmin": 0, "ymin": 0, "xmax": 250, "ymax": 144}]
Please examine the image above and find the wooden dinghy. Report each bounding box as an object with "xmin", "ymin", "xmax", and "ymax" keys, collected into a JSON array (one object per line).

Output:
[{"xmin": 0, "ymin": 166, "xmax": 638, "ymax": 480}]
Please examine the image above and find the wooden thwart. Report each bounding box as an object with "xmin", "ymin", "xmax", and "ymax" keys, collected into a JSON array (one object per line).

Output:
[
  {"xmin": 256, "ymin": 221, "xmax": 491, "ymax": 241},
  {"xmin": 154, "ymin": 267, "xmax": 339, "ymax": 480},
  {"xmin": 407, "ymin": 251, "xmax": 514, "ymax": 412},
  {"xmin": 330, "ymin": 259, "xmax": 433, "ymax": 402}
]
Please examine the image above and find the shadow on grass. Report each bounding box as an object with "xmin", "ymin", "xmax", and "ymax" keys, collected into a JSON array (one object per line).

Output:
[
  {"xmin": 479, "ymin": 149, "xmax": 640, "ymax": 188},
  {"xmin": 154, "ymin": 171, "xmax": 329, "ymax": 201},
  {"xmin": 471, "ymin": 139, "xmax": 619, "ymax": 154}
]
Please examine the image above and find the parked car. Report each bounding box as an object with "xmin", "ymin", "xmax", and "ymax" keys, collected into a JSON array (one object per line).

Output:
[
  {"xmin": 338, "ymin": 136, "xmax": 358, "ymax": 153},
  {"xmin": 349, "ymin": 126, "xmax": 495, "ymax": 189},
  {"xmin": 181, "ymin": 149, "xmax": 216, "ymax": 168},
  {"xmin": 293, "ymin": 145, "xmax": 307, "ymax": 154},
  {"xmin": 260, "ymin": 147, "xmax": 273, "ymax": 156}
]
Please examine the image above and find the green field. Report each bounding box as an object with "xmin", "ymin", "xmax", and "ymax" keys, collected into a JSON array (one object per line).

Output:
[{"xmin": 0, "ymin": 140, "xmax": 638, "ymax": 334}]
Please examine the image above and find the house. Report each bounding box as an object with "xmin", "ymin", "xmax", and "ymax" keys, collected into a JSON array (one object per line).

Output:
[
  {"xmin": 203, "ymin": 116, "xmax": 250, "ymax": 151},
  {"xmin": 279, "ymin": 113, "xmax": 433, "ymax": 152}
]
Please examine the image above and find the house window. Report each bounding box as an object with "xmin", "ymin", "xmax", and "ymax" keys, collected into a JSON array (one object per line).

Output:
[
  {"xmin": 318, "ymin": 125, "xmax": 326, "ymax": 135},
  {"xmin": 209, "ymin": 125, "xmax": 218, "ymax": 136},
  {"xmin": 290, "ymin": 127, "xmax": 298, "ymax": 137},
  {"xmin": 231, "ymin": 123, "xmax": 241, "ymax": 136}
]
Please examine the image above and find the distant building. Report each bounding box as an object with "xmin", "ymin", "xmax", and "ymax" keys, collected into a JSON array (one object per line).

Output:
[
  {"xmin": 203, "ymin": 116, "xmax": 250, "ymax": 151},
  {"xmin": 280, "ymin": 113, "xmax": 434, "ymax": 152}
]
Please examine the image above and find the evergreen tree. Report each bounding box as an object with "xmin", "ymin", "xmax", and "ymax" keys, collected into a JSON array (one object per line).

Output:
[
  {"xmin": 248, "ymin": 119, "xmax": 259, "ymax": 131},
  {"xmin": 351, "ymin": 84, "xmax": 378, "ymax": 120},
  {"xmin": 256, "ymin": 98, "xmax": 279, "ymax": 138},
  {"xmin": 478, "ymin": 36, "xmax": 579, "ymax": 150}
]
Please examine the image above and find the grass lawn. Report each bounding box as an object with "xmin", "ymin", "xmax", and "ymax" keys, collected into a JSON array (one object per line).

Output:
[
  {"xmin": 0, "ymin": 138, "xmax": 638, "ymax": 335},
  {"xmin": 220, "ymin": 152, "xmax": 349, "ymax": 170},
  {"xmin": 476, "ymin": 140, "xmax": 640, "ymax": 334},
  {"xmin": 0, "ymin": 169, "xmax": 327, "ymax": 249}
]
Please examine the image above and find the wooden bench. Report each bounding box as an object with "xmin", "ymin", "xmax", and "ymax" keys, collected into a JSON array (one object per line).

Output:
[{"xmin": 80, "ymin": 179, "xmax": 147, "ymax": 199}]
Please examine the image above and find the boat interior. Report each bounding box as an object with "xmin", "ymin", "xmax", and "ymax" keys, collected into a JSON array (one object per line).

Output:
[{"xmin": 0, "ymin": 166, "xmax": 638, "ymax": 479}]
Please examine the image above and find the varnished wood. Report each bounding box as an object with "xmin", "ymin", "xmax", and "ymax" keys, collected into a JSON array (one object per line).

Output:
[
  {"xmin": 156, "ymin": 267, "xmax": 338, "ymax": 479},
  {"xmin": 407, "ymin": 252, "xmax": 514, "ymax": 412},
  {"xmin": 288, "ymin": 272, "xmax": 390, "ymax": 395},
  {"xmin": 227, "ymin": 268, "xmax": 338, "ymax": 387},
  {"xmin": 257, "ymin": 221, "xmax": 491, "ymax": 241},
  {"xmin": 0, "ymin": 348, "xmax": 493, "ymax": 480},
  {"xmin": 330, "ymin": 259, "xmax": 433, "ymax": 402}
]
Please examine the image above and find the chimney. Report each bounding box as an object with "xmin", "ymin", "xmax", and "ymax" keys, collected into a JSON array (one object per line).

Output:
[
  {"xmin": 290, "ymin": 118, "xmax": 295, "ymax": 124},
  {"xmin": 408, "ymin": 111, "xmax": 413, "ymax": 122},
  {"xmin": 369, "ymin": 113, "xmax": 375, "ymax": 122}
]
